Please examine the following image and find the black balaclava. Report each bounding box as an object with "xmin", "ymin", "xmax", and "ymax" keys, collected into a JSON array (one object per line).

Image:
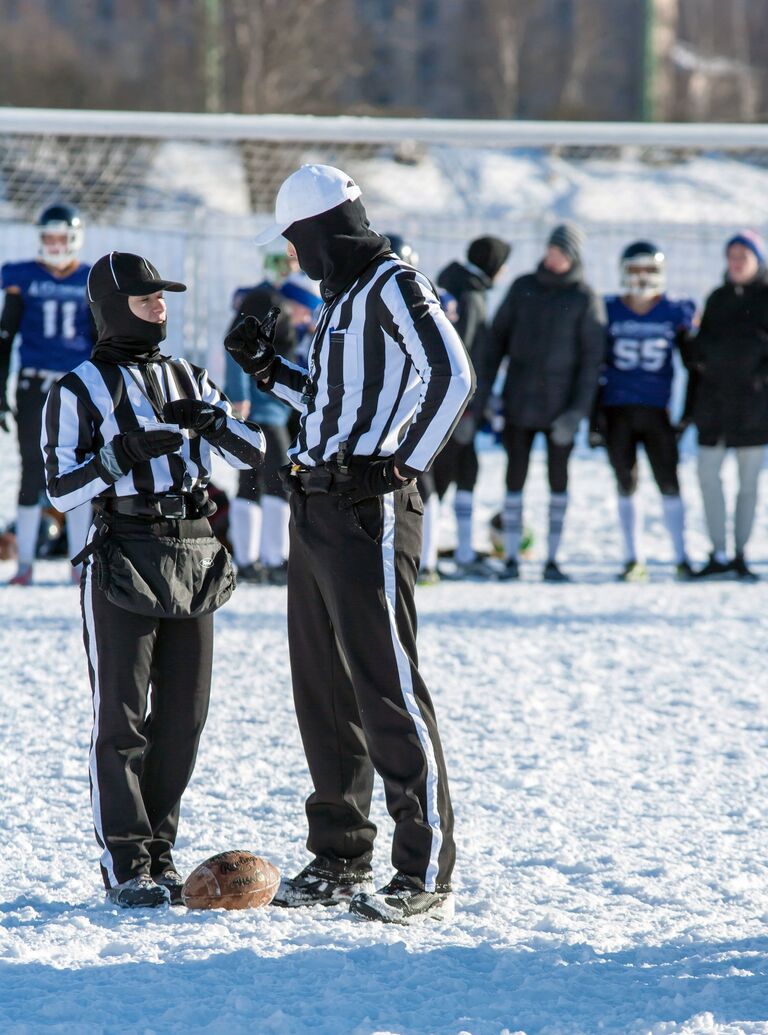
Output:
[
  {"xmin": 88, "ymin": 251, "xmax": 186, "ymax": 364},
  {"xmin": 90, "ymin": 291, "xmax": 166, "ymax": 364},
  {"xmin": 284, "ymin": 198, "xmax": 391, "ymax": 301}
]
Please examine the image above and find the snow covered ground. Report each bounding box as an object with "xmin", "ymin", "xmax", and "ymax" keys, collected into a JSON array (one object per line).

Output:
[{"xmin": 2, "ymin": 431, "xmax": 768, "ymax": 1035}]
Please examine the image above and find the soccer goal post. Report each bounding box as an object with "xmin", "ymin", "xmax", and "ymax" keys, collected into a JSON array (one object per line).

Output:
[{"xmin": 1, "ymin": 107, "xmax": 767, "ymax": 366}]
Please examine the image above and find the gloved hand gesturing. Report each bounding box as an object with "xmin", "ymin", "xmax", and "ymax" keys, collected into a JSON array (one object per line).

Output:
[
  {"xmin": 224, "ymin": 306, "xmax": 280, "ymax": 379},
  {"xmin": 339, "ymin": 458, "xmax": 409, "ymax": 508},
  {"xmin": 109, "ymin": 428, "xmax": 184, "ymax": 474},
  {"xmin": 162, "ymin": 399, "xmax": 226, "ymax": 441}
]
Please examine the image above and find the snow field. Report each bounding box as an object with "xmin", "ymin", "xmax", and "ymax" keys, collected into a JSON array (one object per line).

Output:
[{"xmin": 1, "ymin": 438, "xmax": 768, "ymax": 1034}]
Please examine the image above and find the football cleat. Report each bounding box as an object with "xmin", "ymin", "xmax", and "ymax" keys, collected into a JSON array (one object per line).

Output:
[
  {"xmin": 543, "ymin": 560, "xmax": 570, "ymax": 583},
  {"xmin": 694, "ymin": 555, "xmax": 733, "ymax": 580},
  {"xmin": 8, "ymin": 564, "xmax": 33, "ymax": 586},
  {"xmin": 618, "ymin": 561, "xmax": 648, "ymax": 583}
]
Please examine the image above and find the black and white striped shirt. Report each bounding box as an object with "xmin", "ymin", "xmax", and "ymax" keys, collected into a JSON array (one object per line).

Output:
[
  {"xmin": 42, "ymin": 357, "xmax": 265, "ymax": 512},
  {"xmin": 266, "ymin": 255, "xmax": 475, "ymax": 471}
]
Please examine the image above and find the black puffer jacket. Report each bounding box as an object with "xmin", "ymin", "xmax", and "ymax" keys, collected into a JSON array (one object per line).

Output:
[
  {"xmin": 437, "ymin": 261, "xmax": 492, "ymax": 363},
  {"xmin": 480, "ymin": 262, "xmax": 606, "ymax": 428},
  {"xmin": 683, "ymin": 272, "xmax": 768, "ymax": 447}
]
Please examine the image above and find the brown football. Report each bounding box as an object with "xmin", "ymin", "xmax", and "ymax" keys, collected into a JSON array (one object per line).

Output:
[{"xmin": 181, "ymin": 851, "xmax": 280, "ymax": 910}]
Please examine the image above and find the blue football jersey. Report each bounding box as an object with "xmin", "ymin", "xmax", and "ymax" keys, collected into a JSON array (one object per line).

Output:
[
  {"xmin": 602, "ymin": 295, "xmax": 696, "ymax": 409},
  {"xmin": 1, "ymin": 260, "xmax": 94, "ymax": 372}
]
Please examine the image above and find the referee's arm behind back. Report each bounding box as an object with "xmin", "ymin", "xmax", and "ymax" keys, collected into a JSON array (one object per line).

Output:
[{"xmin": 383, "ymin": 269, "xmax": 475, "ymax": 475}]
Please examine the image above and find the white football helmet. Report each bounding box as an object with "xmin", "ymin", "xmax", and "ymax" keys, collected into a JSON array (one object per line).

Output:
[
  {"xmin": 620, "ymin": 240, "xmax": 666, "ymax": 300},
  {"xmin": 37, "ymin": 203, "xmax": 84, "ymax": 269}
]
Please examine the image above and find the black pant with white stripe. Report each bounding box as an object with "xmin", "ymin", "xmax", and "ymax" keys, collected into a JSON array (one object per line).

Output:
[
  {"xmin": 82, "ymin": 555, "xmax": 213, "ymax": 889},
  {"xmin": 287, "ymin": 484, "xmax": 455, "ymax": 892}
]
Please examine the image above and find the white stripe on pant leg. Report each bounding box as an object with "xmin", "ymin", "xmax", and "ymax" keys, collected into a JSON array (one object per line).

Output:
[
  {"xmin": 82, "ymin": 540, "xmax": 118, "ymax": 887},
  {"xmin": 380, "ymin": 493, "xmax": 442, "ymax": 891}
]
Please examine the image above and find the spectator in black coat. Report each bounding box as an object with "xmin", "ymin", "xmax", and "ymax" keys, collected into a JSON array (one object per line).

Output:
[
  {"xmin": 683, "ymin": 231, "xmax": 768, "ymax": 580},
  {"xmin": 480, "ymin": 223, "xmax": 606, "ymax": 581},
  {"xmin": 433, "ymin": 235, "xmax": 510, "ymax": 577}
]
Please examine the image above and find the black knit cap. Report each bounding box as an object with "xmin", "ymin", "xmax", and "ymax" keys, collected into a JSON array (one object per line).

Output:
[
  {"xmin": 547, "ymin": 223, "xmax": 585, "ymax": 262},
  {"xmin": 467, "ymin": 236, "xmax": 511, "ymax": 280},
  {"xmin": 87, "ymin": 251, "xmax": 186, "ymax": 302}
]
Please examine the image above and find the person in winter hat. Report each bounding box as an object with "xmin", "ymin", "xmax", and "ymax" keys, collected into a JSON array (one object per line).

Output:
[
  {"xmin": 433, "ymin": 235, "xmax": 511, "ymax": 579},
  {"xmin": 682, "ymin": 230, "xmax": 768, "ymax": 580},
  {"xmin": 477, "ymin": 222, "xmax": 605, "ymax": 582}
]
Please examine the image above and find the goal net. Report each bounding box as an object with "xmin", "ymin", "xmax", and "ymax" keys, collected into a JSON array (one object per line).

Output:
[{"xmin": 2, "ymin": 109, "xmax": 768, "ymax": 376}]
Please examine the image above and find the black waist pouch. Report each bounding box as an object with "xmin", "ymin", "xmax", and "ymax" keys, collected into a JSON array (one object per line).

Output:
[{"xmin": 91, "ymin": 519, "xmax": 235, "ymax": 619}]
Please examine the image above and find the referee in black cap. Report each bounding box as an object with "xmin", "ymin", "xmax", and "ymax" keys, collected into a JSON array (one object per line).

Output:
[
  {"xmin": 43, "ymin": 251, "xmax": 265, "ymax": 908},
  {"xmin": 226, "ymin": 165, "xmax": 475, "ymax": 924}
]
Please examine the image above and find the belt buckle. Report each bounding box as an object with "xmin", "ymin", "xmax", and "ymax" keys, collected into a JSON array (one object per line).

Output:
[{"xmin": 159, "ymin": 496, "xmax": 186, "ymax": 519}]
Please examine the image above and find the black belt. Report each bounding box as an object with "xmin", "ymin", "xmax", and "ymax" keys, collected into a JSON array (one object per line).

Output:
[
  {"xmin": 291, "ymin": 467, "xmax": 357, "ymax": 495},
  {"xmin": 101, "ymin": 493, "xmax": 209, "ymax": 520}
]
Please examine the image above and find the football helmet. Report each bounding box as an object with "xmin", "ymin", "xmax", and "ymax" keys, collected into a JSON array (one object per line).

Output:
[
  {"xmin": 37, "ymin": 203, "xmax": 84, "ymax": 269},
  {"xmin": 620, "ymin": 240, "xmax": 665, "ymax": 300}
]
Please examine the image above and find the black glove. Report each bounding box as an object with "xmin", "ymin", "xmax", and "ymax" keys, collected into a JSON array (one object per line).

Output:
[
  {"xmin": 162, "ymin": 399, "xmax": 226, "ymax": 440},
  {"xmin": 110, "ymin": 429, "xmax": 184, "ymax": 474},
  {"xmin": 224, "ymin": 306, "xmax": 280, "ymax": 378},
  {"xmin": 672, "ymin": 419, "xmax": 690, "ymax": 443},
  {"xmin": 339, "ymin": 458, "xmax": 408, "ymax": 507}
]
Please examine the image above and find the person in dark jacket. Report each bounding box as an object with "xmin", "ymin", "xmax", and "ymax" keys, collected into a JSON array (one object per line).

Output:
[
  {"xmin": 224, "ymin": 252, "xmax": 299, "ymax": 584},
  {"xmin": 480, "ymin": 223, "xmax": 605, "ymax": 581},
  {"xmin": 683, "ymin": 231, "xmax": 768, "ymax": 580},
  {"xmin": 434, "ymin": 236, "xmax": 510, "ymax": 578}
]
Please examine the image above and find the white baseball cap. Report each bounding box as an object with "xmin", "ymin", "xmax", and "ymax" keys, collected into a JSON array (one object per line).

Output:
[{"xmin": 254, "ymin": 164, "xmax": 362, "ymax": 245}]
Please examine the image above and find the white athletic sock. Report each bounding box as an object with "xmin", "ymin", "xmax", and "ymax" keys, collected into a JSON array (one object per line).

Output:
[
  {"xmin": 260, "ymin": 495, "xmax": 290, "ymax": 567},
  {"xmin": 618, "ymin": 495, "xmax": 641, "ymax": 563},
  {"xmin": 16, "ymin": 504, "xmax": 41, "ymax": 567},
  {"xmin": 65, "ymin": 502, "xmax": 93, "ymax": 563},
  {"xmin": 229, "ymin": 497, "xmax": 261, "ymax": 568},
  {"xmin": 503, "ymin": 492, "xmax": 523, "ymax": 560},
  {"xmin": 661, "ymin": 494, "xmax": 686, "ymax": 565},
  {"xmin": 547, "ymin": 492, "xmax": 568, "ymax": 563},
  {"xmin": 453, "ymin": 489, "xmax": 474, "ymax": 565},
  {"xmin": 420, "ymin": 494, "xmax": 440, "ymax": 572}
]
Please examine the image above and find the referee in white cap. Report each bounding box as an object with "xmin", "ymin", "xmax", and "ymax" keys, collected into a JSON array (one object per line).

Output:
[{"xmin": 226, "ymin": 165, "xmax": 474, "ymax": 924}]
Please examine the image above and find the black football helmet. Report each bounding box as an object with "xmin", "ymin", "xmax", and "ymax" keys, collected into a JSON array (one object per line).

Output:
[
  {"xmin": 620, "ymin": 240, "xmax": 665, "ymax": 299},
  {"xmin": 386, "ymin": 233, "xmax": 419, "ymax": 268},
  {"xmin": 37, "ymin": 203, "xmax": 84, "ymax": 269}
]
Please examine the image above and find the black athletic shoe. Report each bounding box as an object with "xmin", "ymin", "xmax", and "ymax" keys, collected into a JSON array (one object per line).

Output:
[
  {"xmin": 732, "ymin": 554, "xmax": 759, "ymax": 582},
  {"xmin": 105, "ymin": 874, "xmax": 168, "ymax": 908},
  {"xmin": 694, "ymin": 555, "xmax": 733, "ymax": 579},
  {"xmin": 543, "ymin": 560, "xmax": 570, "ymax": 583},
  {"xmin": 272, "ymin": 857, "xmax": 374, "ymax": 908},
  {"xmin": 264, "ymin": 562, "xmax": 289, "ymax": 586},
  {"xmin": 349, "ymin": 873, "xmax": 455, "ymax": 925},
  {"xmin": 155, "ymin": 869, "xmax": 185, "ymax": 905},
  {"xmin": 499, "ymin": 558, "xmax": 519, "ymax": 581},
  {"xmin": 237, "ymin": 562, "xmax": 266, "ymax": 584}
]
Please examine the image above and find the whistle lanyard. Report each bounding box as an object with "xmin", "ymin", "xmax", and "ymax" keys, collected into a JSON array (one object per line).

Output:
[{"xmin": 124, "ymin": 363, "xmax": 173, "ymax": 420}]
